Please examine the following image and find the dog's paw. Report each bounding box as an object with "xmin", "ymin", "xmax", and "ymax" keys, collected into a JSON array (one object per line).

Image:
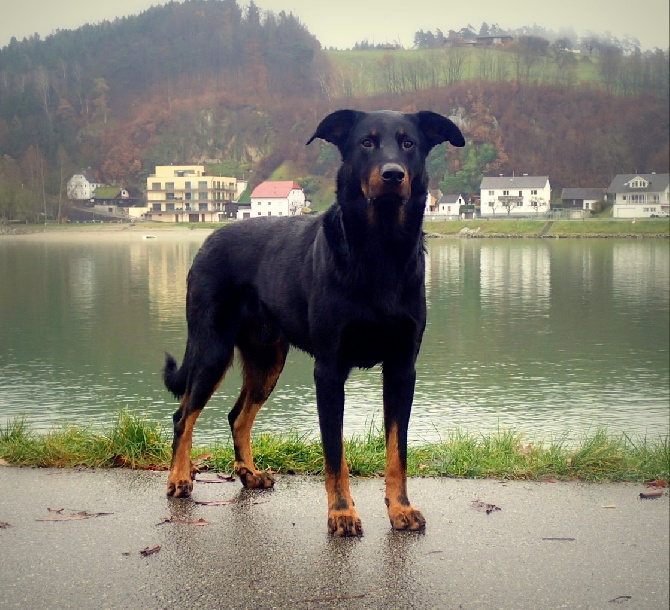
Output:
[
  {"xmin": 237, "ymin": 467, "xmax": 275, "ymax": 489},
  {"xmin": 166, "ymin": 478, "xmax": 193, "ymax": 498},
  {"xmin": 328, "ymin": 509, "xmax": 364, "ymax": 537},
  {"xmin": 388, "ymin": 505, "xmax": 425, "ymax": 531}
]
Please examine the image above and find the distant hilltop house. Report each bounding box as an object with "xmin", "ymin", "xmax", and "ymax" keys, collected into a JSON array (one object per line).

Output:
[
  {"xmin": 250, "ymin": 181, "xmax": 306, "ymax": 217},
  {"xmin": 480, "ymin": 175, "xmax": 551, "ymax": 217},
  {"xmin": 67, "ymin": 169, "xmax": 105, "ymax": 201},
  {"xmin": 607, "ymin": 173, "xmax": 669, "ymax": 218},
  {"xmin": 139, "ymin": 165, "xmax": 247, "ymax": 223}
]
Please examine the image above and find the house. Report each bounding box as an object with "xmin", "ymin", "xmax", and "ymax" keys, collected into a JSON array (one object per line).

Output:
[
  {"xmin": 250, "ymin": 181, "xmax": 306, "ymax": 217},
  {"xmin": 425, "ymin": 189, "xmax": 443, "ymax": 213},
  {"xmin": 143, "ymin": 165, "xmax": 240, "ymax": 223},
  {"xmin": 67, "ymin": 169, "xmax": 105, "ymax": 201},
  {"xmin": 92, "ymin": 186, "xmax": 143, "ymax": 218},
  {"xmin": 607, "ymin": 173, "xmax": 669, "ymax": 218},
  {"xmin": 428, "ymin": 193, "xmax": 466, "ymax": 218},
  {"xmin": 480, "ymin": 175, "xmax": 551, "ymax": 217},
  {"xmin": 475, "ymin": 35, "xmax": 514, "ymax": 46},
  {"xmin": 561, "ymin": 188, "xmax": 605, "ymax": 212}
]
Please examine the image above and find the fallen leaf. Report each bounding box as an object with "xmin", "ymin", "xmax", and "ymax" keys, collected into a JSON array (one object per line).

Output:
[
  {"xmin": 542, "ymin": 537, "xmax": 576, "ymax": 541},
  {"xmin": 0, "ymin": 521, "xmax": 11, "ymax": 529},
  {"xmin": 47, "ymin": 507, "xmax": 64, "ymax": 513},
  {"xmin": 156, "ymin": 517, "xmax": 210, "ymax": 526},
  {"xmin": 37, "ymin": 511, "xmax": 113, "ymax": 522},
  {"xmin": 602, "ymin": 505, "xmax": 617, "ymax": 509},
  {"xmin": 471, "ymin": 500, "xmax": 501, "ymax": 514},
  {"xmin": 639, "ymin": 491, "xmax": 663, "ymax": 499},
  {"xmin": 609, "ymin": 595, "xmax": 632, "ymax": 604},
  {"xmin": 194, "ymin": 499, "xmax": 235, "ymax": 506},
  {"xmin": 140, "ymin": 545, "xmax": 161, "ymax": 557},
  {"xmin": 645, "ymin": 480, "xmax": 668, "ymax": 488},
  {"xmin": 0, "ymin": 458, "xmax": 10, "ymax": 466},
  {"xmin": 417, "ymin": 464, "xmax": 428, "ymax": 470},
  {"xmin": 518, "ymin": 444, "xmax": 533, "ymax": 456},
  {"xmin": 301, "ymin": 594, "xmax": 367, "ymax": 603},
  {"xmin": 541, "ymin": 477, "xmax": 558, "ymax": 483}
]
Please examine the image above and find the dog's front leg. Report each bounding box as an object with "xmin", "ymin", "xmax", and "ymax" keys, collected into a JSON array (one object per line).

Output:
[
  {"xmin": 383, "ymin": 365, "xmax": 425, "ymax": 531},
  {"xmin": 314, "ymin": 361, "xmax": 363, "ymax": 537}
]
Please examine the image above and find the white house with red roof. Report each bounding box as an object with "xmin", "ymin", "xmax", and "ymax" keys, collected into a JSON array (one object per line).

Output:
[{"xmin": 250, "ymin": 181, "xmax": 306, "ymax": 217}]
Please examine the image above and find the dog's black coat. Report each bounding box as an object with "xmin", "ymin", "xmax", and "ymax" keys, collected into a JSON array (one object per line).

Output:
[{"xmin": 163, "ymin": 109, "xmax": 464, "ymax": 535}]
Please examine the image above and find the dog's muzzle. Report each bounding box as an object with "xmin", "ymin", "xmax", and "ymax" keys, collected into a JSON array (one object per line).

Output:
[{"xmin": 365, "ymin": 163, "xmax": 411, "ymax": 202}]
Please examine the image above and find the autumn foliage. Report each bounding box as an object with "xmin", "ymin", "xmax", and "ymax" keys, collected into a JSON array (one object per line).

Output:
[{"xmin": 0, "ymin": 0, "xmax": 667, "ymax": 220}]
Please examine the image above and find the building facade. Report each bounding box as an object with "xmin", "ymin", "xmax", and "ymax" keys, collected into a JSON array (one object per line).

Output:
[
  {"xmin": 608, "ymin": 173, "xmax": 669, "ymax": 218},
  {"xmin": 144, "ymin": 165, "xmax": 240, "ymax": 223},
  {"xmin": 67, "ymin": 169, "xmax": 105, "ymax": 201},
  {"xmin": 480, "ymin": 175, "xmax": 551, "ymax": 217},
  {"xmin": 250, "ymin": 181, "xmax": 305, "ymax": 217}
]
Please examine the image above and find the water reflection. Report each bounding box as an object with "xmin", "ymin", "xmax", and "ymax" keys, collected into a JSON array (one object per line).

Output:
[{"xmin": 0, "ymin": 233, "xmax": 667, "ymax": 444}]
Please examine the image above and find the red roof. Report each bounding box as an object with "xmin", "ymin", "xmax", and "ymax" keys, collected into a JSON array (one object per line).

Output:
[{"xmin": 250, "ymin": 181, "xmax": 302, "ymax": 199}]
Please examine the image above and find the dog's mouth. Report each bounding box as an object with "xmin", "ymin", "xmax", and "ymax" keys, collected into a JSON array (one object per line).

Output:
[{"xmin": 362, "ymin": 164, "xmax": 411, "ymax": 203}]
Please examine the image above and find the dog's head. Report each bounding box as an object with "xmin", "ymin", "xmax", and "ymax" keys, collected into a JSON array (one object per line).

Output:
[{"xmin": 307, "ymin": 110, "xmax": 464, "ymax": 205}]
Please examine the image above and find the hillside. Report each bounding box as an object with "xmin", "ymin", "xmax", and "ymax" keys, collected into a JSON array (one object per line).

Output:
[{"xmin": 0, "ymin": 0, "xmax": 668, "ymax": 220}]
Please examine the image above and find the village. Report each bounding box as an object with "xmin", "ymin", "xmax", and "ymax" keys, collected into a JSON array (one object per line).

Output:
[{"xmin": 67, "ymin": 165, "xmax": 670, "ymax": 223}]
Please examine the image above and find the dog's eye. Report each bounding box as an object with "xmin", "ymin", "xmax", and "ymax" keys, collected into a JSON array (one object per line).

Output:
[
  {"xmin": 402, "ymin": 139, "xmax": 415, "ymax": 150},
  {"xmin": 361, "ymin": 139, "xmax": 374, "ymax": 149}
]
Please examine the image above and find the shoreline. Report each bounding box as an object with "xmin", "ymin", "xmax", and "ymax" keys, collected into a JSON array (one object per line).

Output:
[{"xmin": 2, "ymin": 218, "xmax": 669, "ymax": 240}]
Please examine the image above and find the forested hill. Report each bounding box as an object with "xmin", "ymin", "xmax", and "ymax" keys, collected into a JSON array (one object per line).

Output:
[{"xmin": 0, "ymin": 0, "xmax": 668, "ymax": 220}]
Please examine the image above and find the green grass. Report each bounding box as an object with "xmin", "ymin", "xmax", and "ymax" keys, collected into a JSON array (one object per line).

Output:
[
  {"xmin": 426, "ymin": 219, "xmax": 670, "ymax": 238},
  {"xmin": 1, "ymin": 411, "xmax": 667, "ymax": 483}
]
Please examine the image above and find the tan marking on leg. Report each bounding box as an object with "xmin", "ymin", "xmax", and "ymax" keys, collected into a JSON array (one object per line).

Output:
[
  {"xmin": 325, "ymin": 453, "xmax": 362, "ymax": 536},
  {"xmin": 167, "ymin": 404, "xmax": 201, "ymax": 497},
  {"xmin": 385, "ymin": 422, "xmax": 425, "ymax": 531},
  {"xmin": 232, "ymin": 344, "xmax": 285, "ymax": 489}
]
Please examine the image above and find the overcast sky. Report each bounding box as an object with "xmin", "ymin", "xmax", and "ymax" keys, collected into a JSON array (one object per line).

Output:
[{"xmin": 1, "ymin": 0, "xmax": 668, "ymax": 51}]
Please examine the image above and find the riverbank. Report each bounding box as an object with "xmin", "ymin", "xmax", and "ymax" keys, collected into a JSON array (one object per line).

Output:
[
  {"xmin": 2, "ymin": 218, "xmax": 669, "ymax": 238},
  {"xmin": 2, "ymin": 411, "xmax": 667, "ymax": 482}
]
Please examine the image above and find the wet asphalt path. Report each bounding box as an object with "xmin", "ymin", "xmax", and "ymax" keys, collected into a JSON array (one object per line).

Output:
[{"xmin": 0, "ymin": 466, "xmax": 668, "ymax": 609}]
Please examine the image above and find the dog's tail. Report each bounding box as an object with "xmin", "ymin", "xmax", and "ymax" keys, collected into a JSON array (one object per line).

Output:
[{"xmin": 163, "ymin": 352, "xmax": 187, "ymax": 399}]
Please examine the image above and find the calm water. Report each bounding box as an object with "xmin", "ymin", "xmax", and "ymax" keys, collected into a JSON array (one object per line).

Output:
[{"xmin": 0, "ymin": 230, "xmax": 668, "ymax": 444}]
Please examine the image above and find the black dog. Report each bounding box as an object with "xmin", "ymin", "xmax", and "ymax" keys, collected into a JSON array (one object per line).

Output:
[{"xmin": 163, "ymin": 109, "xmax": 464, "ymax": 536}]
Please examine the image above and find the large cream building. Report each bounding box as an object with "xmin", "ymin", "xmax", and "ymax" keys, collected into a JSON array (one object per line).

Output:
[{"xmin": 140, "ymin": 165, "xmax": 244, "ymax": 222}]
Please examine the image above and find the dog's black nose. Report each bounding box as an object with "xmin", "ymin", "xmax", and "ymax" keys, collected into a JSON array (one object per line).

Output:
[{"xmin": 381, "ymin": 164, "xmax": 405, "ymax": 184}]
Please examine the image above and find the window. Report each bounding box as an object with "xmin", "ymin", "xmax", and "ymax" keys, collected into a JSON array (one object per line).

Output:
[
  {"xmin": 198, "ymin": 192, "xmax": 207, "ymax": 200},
  {"xmin": 631, "ymin": 194, "xmax": 646, "ymax": 203},
  {"xmin": 488, "ymin": 190, "xmax": 494, "ymax": 196},
  {"xmin": 198, "ymin": 181, "xmax": 207, "ymax": 189},
  {"xmin": 630, "ymin": 178, "xmax": 648, "ymax": 188},
  {"xmin": 199, "ymin": 203, "xmax": 208, "ymax": 211},
  {"xmin": 503, "ymin": 190, "xmax": 509, "ymax": 196},
  {"xmin": 531, "ymin": 190, "xmax": 538, "ymax": 195},
  {"xmin": 185, "ymin": 181, "xmax": 191, "ymax": 189},
  {"xmin": 166, "ymin": 193, "xmax": 175, "ymax": 200},
  {"xmin": 166, "ymin": 203, "xmax": 175, "ymax": 211},
  {"xmin": 518, "ymin": 191, "xmax": 523, "ymax": 197},
  {"xmin": 165, "ymin": 182, "xmax": 174, "ymax": 190},
  {"xmin": 151, "ymin": 182, "xmax": 161, "ymax": 190}
]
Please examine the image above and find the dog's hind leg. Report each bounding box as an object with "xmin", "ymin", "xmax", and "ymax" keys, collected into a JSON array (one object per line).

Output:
[
  {"xmin": 228, "ymin": 337, "xmax": 288, "ymax": 489},
  {"xmin": 167, "ymin": 344, "xmax": 234, "ymax": 498}
]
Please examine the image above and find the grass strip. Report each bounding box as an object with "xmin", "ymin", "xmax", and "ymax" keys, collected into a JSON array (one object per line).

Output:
[{"xmin": 1, "ymin": 411, "xmax": 667, "ymax": 482}]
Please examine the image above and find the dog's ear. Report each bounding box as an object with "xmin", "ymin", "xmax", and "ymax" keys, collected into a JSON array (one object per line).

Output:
[
  {"xmin": 414, "ymin": 111, "xmax": 465, "ymax": 150},
  {"xmin": 306, "ymin": 109, "xmax": 363, "ymax": 149}
]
